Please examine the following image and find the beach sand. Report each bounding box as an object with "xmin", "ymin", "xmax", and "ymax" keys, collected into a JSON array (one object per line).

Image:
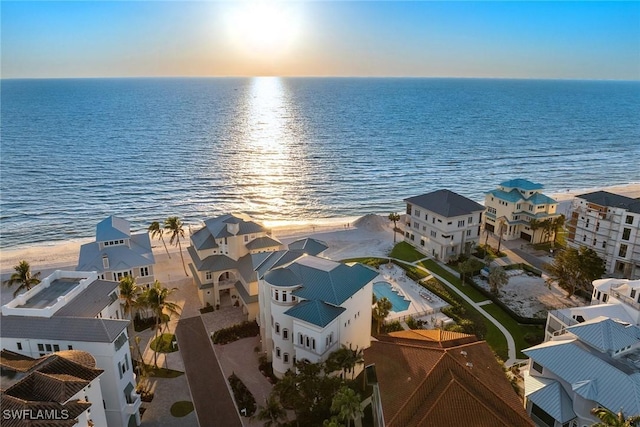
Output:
[{"xmin": 1, "ymin": 182, "xmax": 638, "ymax": 279}]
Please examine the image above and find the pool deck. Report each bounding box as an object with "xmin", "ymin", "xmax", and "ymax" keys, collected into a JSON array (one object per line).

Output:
[{"xmin": 376, "ymin": 264, "xmax": 449, "ymax": 323}]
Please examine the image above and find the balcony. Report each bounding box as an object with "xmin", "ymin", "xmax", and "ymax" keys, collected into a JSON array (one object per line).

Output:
[
  {"xmin": 124, "ymin": 391, "xmax": 141, "ymax": 415},
  {"xmin": 611, "ymin": 289, "xmax": 640, "ymax": 311}
]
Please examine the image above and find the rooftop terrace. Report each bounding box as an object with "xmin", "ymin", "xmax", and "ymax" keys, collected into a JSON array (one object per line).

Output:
[{"xmin": 18, "ymin": 278, "xmax": 80, "ymax": 309}]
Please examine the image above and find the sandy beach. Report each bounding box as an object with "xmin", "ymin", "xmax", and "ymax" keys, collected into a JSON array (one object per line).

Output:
[{"xmin": 1, "ymin": 182, "xmax": 638, "ymax": 279}]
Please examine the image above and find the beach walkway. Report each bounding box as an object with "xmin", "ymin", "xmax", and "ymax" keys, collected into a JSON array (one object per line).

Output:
[{"xmin": 392, "ymin": 257, "xmax": 525, "ymax": 367}]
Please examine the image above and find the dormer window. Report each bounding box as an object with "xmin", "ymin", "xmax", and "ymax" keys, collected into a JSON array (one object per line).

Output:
[{"xmin": 102, "ymin": 255, "xmax": 109, "ymax": 269}]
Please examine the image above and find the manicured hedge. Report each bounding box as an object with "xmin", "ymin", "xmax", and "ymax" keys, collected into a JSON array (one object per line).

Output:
[
  {"xmin": 228, "ymin": 373, "xmax": 256, "ymax": 417},
  {"xmin": 212, "ymin": 321, "xmax": 260, "ymax": 345}
]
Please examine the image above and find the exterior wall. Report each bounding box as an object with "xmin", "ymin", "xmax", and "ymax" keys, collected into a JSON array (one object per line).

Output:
[
  {"xmin": 403, "ymin": 205, "xmax": 483, "ymax": 262},
  {"xmin": 77, "ymin": 376, "xmax": 108, "ymax": 427},
  {"xmin": 567, "ymin": 198, "xmax": 640, "ymax": 279},
  {"xmin": 4, "ymin": 335, "xmax": 140, "ymax": 427},
  {"xmin": 337, "ymin": 283, "xmax": 374, "ymax": 353},
  {"xmin": 292, "ymin": 321, "xmax": 326, "ymax": 366}
]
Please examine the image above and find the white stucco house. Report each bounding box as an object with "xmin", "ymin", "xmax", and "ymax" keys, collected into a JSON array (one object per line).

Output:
[
  {"xmin": 402, "ymin": 189, "xmax": 484, "ymax": 262},
  {"xmin": 77, "ymin": 215, "xmax": 155, "ymax": 286},
  {"xmin": 566, "ymin": 191, "xmax": 640, "ymax": 279},
  {"xmin": 258, "ymin": 254, "xmax": 379, "ymax": 378},
  {"xmin": 1, "ymin": 270, "xmax": 140, "ymax": 427}
]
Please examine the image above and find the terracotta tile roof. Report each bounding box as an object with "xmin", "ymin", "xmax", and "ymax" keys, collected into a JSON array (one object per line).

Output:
[
  {"xmin": 364, "ymin": 331, "xmax": 533, "ymax": 427},
  {"xmin": 1, "ymin": 350, "xmax": 103, "ymax": 426}
]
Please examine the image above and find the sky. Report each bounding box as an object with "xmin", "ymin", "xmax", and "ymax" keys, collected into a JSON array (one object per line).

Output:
[{"xmin": 1, "ymin": 1, "xmax": 639, "ymax": 79}]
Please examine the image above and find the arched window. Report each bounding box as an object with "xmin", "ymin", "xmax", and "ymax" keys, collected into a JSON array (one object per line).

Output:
[
  {"xmin": 275, "ymin": 323, "xmax": 280, "ymax": 334},
  {"xmin": 283, "ymin": 353, "xmax": 289, "ymax": 363}
]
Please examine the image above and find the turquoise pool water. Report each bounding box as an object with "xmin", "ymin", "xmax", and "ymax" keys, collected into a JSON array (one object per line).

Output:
[{"xmin": 373, "ymin": 282, "xmax": 410, "ymax": 312}]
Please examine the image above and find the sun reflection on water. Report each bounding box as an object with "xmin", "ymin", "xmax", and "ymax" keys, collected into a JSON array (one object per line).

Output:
[{"xmin": 226, "ymin": 77, "xmax": 309, "ymax": 219}]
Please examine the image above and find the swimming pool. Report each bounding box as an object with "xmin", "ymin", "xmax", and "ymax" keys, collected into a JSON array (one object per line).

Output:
[{"xmin": 373, "ymin": 282, "xmax": 410, "ymax": 312}]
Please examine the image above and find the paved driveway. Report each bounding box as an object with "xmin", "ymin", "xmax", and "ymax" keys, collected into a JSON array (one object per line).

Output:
[{"xmin": 175, "ymin": 316, "xmax": 242, "ymax": 427}]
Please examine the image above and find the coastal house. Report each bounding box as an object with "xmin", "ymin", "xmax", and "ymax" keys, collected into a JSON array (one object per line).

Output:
[
  {"xmin": 1, "ymin": 349, "xmax": 108, "ymax": 427},
  {"xmin": 566, "ymin": 191, "xmax": 640, "ymax": 279},
  {"xmin": 363, "ymin": 329, "xmax": 533, "ymax": 427},
  {"xmin": 402, "ymin": 189, "xmax": 484, "ymax": 262},
  {"xmin": 187, "ymin": 214, "xmax": 284, "ymax": 317},
  {"xmin": 0, "ymin": 270, "xmax": 140, "ymax": 427},
  {"xmin": 77, "ymin": 215, "xmax": 155, "ymax": 286},
  {"xmin": 544, "ymin": 278, "xmax": 640, "ymax": 341},
  {"xmin": 523, "ymin": 316, "xmax": 640, "ymax": 427},
  {"xmin": 483, "ymin": 179, "xmax": 560, "ymax": 244},
  {"xmin": 259, "ymin": 254, "xmax": 378, "ymax": 378}
]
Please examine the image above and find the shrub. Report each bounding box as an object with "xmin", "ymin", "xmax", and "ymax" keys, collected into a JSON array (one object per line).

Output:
[
  {"xmin": 382, "ymin": 321, "xmax": 403, "ymax": 333},
  {"xmin": 228, "ymin": 373, "xmax": 256, "ymax": 417},
  {"xmin": 212, "ymin": 320, "xmax": 260, "ymax": 344},
  {"xmin": 406, "ymin": 316, "xmax": 425, "ymax": 329},
  {"xmin": 258, "ymin": 355, "xmax": 279, "ymax": 384},
  {"xmin": 170, "ymin": 401, "xmax": 194, "ymax": 417}
]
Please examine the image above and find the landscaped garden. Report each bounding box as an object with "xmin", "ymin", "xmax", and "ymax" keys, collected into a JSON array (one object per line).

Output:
[
  {"xmin": 212, "ymin": 320, "xmax": 260, "ymax": 344},
  {"xmin": 150, "ymin": 333, "xmax": 178, "ymax": 353}
]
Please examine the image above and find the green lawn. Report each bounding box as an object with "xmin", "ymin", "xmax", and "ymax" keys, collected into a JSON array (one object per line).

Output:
[
  {"xmin": 481, "ymin": 303, "xmax": 545, "ymax": 359},
  {"xmin": 418, "ymin": 259, "xmax": 487, "ymax": 303},
  {"xmin": 170, "ymin": 401, "xmax": 194, "ymax": 417},
  {"xmin": 389, "ymin": 242, "xmax": 426, "ymax": 263},
  {"xmin": 150, "ymin": 333, "xmax": 178, "ymax": 353}
]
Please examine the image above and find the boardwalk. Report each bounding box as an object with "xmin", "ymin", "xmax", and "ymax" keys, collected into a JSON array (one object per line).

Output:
[{"xmin": 175, "ymin": 316, "xmax": 242, "ymax": 427}]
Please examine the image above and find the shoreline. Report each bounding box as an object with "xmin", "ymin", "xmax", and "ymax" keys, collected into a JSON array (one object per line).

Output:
[{"xmin": 1, "ymin": 182, "xmax": 638, "ymax": 274}]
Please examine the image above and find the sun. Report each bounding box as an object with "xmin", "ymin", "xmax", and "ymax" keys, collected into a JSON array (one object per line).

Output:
[{"xmin": 225, "ymin": 1, "xmax": 301, "ymax": 58}]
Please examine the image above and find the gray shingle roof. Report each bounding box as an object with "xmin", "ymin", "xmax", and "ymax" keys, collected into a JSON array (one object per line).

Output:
[
  {"xmin": 284, "ymin": 300, "xmax": 345, "ymax": 327},
  {"xmin": 52, "ymin": 280, "xmax": 119, "ymax": 318},
  {"xmin": 577, "ymin": 191, "xmax": 640, "ymax": 214},
  {"xmin": 405, "ymin": 189, "xmax": 484, "ymax": 218},
  {"xmin": 95, "ymin": 215, "xmax": 130, "ymax": 242},
  {"xmin": 191, "ymin": 226, "xmax": 218, "ymax": 250},
  {"xmin": 77, "ymin": 232, "xmax": 154, "ymax": 272},
  {"xmin": 1, "ymin": 315, "xmax": 128, "ymax": 343},
  {"xmin": 202, "ymin": 214, "xmax": 266, "ymax": 238}
]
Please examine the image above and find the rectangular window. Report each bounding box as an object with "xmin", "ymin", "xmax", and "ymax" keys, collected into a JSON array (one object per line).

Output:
[
  {"xmin": 619, "ymin": 244, "xmax": 628, "ymax": 257},
  {"xmin": 283, "ymin": 329, "xmax": 288, "ymax": 340},
  {"xmin": 282, "ymin": 292, "xmax": 287, "ymax": 302},
  {"xmin": 468, "ymin": 216, "xmax": 473, "ymax": 224},
  {"xmin": 413, "ymin": 222, "xmax": 419, "ymax": 229},
  {"xmin": 45, "ymin": 344, "xmax": 52, "ymax": 352},
  {"xmin": 17, "ymin": 342, "xmax": 22, "ymax": 350},
  {"xmin": 119, "ymin": 362, "xmax": 123, "ymax": 379},
  {"xmin": 488, "ymin": 207, "xmax": 497, "ymax": 215},
  {"xmin": 244, "ymin": 235, "xmax": 249, "ymax": 242},
  {"xmin": 631, "ymin": 289, "xmax": 636, "ymax": 299},
  {"xmin": 140, "ymin": 267, "xmax": 149, "ymax": 277},
  {"xmin": 299, "ymin": 334, "xmax": 304, "ymax": 345},
  {"xmin": 432, "ymin": 218, "xmax": 436, "ymax": 224},
  {"xmin": 420, "ymin": 239, "xmax": 425, "ymax": 247},
  {"xmin": 125, "ymin": 354, "xmax": 130, "ymax": 371},
  {"xmin": 410, "ymin": 234, "xmax": 415, "ymax": 241},
  {"xmin": 414, "ymin": 209, "xmax": 421, "ymax": 217},
  {"xmin": 275, "ymin": 290, "xmax": 279, "ymax": 301},
  {"xmin": 532, "ymin": 361, "xmax": 543, "ymax": 374},
  {"xmin": 626, "ymin": 215, "xmax": 634, "ymax": 224},
  {"xmin": 276, "ymin": 347, "xmax": 281, "ymax": 358},
  {"xmin": 458, "ymin": 220, "xmax": 465, "ymax": 227},
  {"xmin": 312, "ymin": 338, "xmax": 316, "ymax": 350},
  {"xmin": 406, "ymin": 205, "xmax": 412, "ymax": 215},
  {"xmin": 622, "ymin": 228, "xmax": 631, "ymax": 241},
  {"xmin": 466, "ymin": 229, "xmax": 472, "ymax": 236},
  {"xmin": 283, "ymin": 353, "xmax": 289, "ymax": 363},
  {"xmin": 516, "ymin": 204, "xmax": 521, "ymax": 210},
  {"xmin": 422, "ymin": 225, "xmax": 426, "ymax": 231},
  {"xmin": 68, "ymin": 345, "xmax": 73, "ymax": 350},
  {"xmin": 53, "ymin": 344, "xmax": 60, "ymax": 352},
  {"xmin": 275, "ymin": 323, "xmax": 280, "ymax": 334},
  {"xmin": 602, "ymin": 241, "xmax": 606, "ymax": 248},
  {"xmin": 306, "ymin": 336, "xmax": 310, "ymax": 348},
  {"xmin": 205, "ymin": 271, "xmax": 212, "ymax": 280},
  {"xmin": 425, "ymin": 214, "xmax": 428, "ymax": 220},
  {"xmin": 430, "ymin": 230, "xmax": 436, "ymax": 237}
]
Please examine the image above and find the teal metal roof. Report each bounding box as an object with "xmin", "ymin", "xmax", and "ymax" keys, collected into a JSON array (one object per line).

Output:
[
  {"xmin": 500, "ymin": 179, "xmax": 544, "ymax": 191},
  {"xmin": 524, "ymin": 338, "xmax": 640, "ymax": 415},
  {"xmin": 264, "ymin": 268, "xmax": 301, "ymax": 287},
  {"xmin": 96, "ymin": 215, "xmax": 131, "ymax": 242},
  {"xmin": 528, "ymin": 193, "xmax": 557, "ymax": 205},
  {"xmin": 287, "ymin": 238, "xmax": 329, "ymax": 256},
  {"xmin": 486, "ymin": 189, "xmax": 524, "ymax": 203},
  {"xmin": 527, "ymin": 380, "xmax": 576, "ymax": 423},
  {"xmin": 245, "ymin": 236, "xmax": 282, "ymax": 250},
  {"xmin": 287, "ymin": 260, "xmax": 378, "ymax": 306},
  {"xmin": 565, "ymin": 318, "xmax": 640, "ymax": 354},
  {"xmin": 284, "ymin": 300, "xmax": 345, "ymax": 328}
]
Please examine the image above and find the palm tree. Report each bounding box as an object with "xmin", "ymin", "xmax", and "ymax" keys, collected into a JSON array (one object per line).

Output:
[
  {"xmin": 551, "ymin": 214, "xmax": 566, "ymax": 247},
  {"xmin": 388, "ymin": 213, "xmax": 401, "ymax": 243},
  {"xmin": 331, "ymin": 386, "xmax": 363, "ymax": 427},
  {"xmin": 119, "ymin": 276, "xmax": 140, "ymax": 337},
  {"xmin": 496, "ymin": 218, "xmax": 506, "ymax": 254},
  {"xmin": 529, "ymin": 218, "xmax": 541, "ymax": 243},
  {"xmin": 372, "ymin": 297, "xmax": 392, "ymax": 335},
  {"xmin": 488, "ymin": 266, "xmax": 509, "ymax": 295},
  {"xmin": 144, "ymin": 280, "xmax": 181, "ymax": 368},
  {"xmin": 591, "ymin": 407, "xmax": 640, "ymax": 427},
  {"xmin": 148, "ymin": 221, "xmax": 171, "ymax": 259},
  {"xmin": 254, "ymin": 395, "xmax": 287, "ymax": 427},
  {"xmin": 5, "ymin": 260, "xmax": 41, "ymax": 297},
  {"xmin": 164, "ymin": 216, "xmax": 188, "ymax": 276}
]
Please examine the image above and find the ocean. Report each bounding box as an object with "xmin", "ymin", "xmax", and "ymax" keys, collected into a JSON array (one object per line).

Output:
[{"xmin": 1, "ymin": 77, "xmax": 639, "ymax": 249}]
